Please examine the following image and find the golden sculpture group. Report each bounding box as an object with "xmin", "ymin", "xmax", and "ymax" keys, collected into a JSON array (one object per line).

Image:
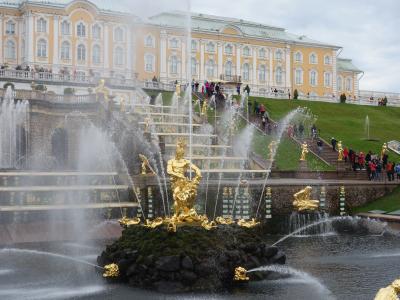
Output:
[
  {"xmin": 293, "ymin": 186, "xmax": 319, "ymax": 211},
  {"xmin": 139, "ymin": 154, "xmax": 156, "ymax": 175},
  {"xmin": 374, "ymin": 279, "xmax": 400, "ymax": 300},
  {"xmin": 300, "ymin": 142, "xmax": 308, "ymax": 161},
  {"xmin": 234, "ymin": 266, "xmax": 250, "ymax": 281},
  {"xmin": 337, "ymin": 141, "xmax": 344, "ymax": 161}
]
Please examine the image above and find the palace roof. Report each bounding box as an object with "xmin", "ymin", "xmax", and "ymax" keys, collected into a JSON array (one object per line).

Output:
[{"xmin": 337, "ymin": 58, "xmax": 363, "ymax": 73}]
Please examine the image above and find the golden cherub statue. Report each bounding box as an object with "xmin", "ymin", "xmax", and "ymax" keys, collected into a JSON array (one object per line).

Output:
[
  {"xmin": 95, "ymin": 79, "xmax": 110, "ymax": 102},
  {"xmin": 234, "ymin": 267, "xmax": 249, "ymax": 281},
  {"xmin": 381, "ymin": 142, "xmax": 388, "ymax": 160},
  {"xmin": 268, "ymin": 140, "xmax": 277, "ymax": 160},
  {"xmin": 139, "ymin": 154, "xmax": 155, "ymax": 175},
  {"xmin": 293, "ymin": 186, "xmax": 319, "ymax": 211},
  {"xmin": 337, "ymin": 140, "xmax": 344, "ymax": 161},
  {"xmin": 300, "ymin": 142, "xmax": 308, "ymax": 161},
  {"xmin": 103, "ymin": 263, "xmax": 119, "ymax": 278},
  {"xmin": 167, "ymin": 139, "xmax": 202, "ymax": 220},
  {"xmin": 374, "ymin": 279, "xmax": 400, "ymax": 300}
]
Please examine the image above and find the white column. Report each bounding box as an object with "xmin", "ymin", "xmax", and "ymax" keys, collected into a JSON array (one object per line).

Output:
[
  {"xmin": 236, "ymin": 44, "xmax": 241, "ymax": 78},
  {"xmin": 160, "ymin": 31, "xmax": 167, "ymax": 81},
  {"xmin": 126, "ymin": 26, "xmax": 132, "ymax": 79},
  {"xmin": 285, "ymin": 45, "xmax": 291, "ymax": 90},
  {"xmin": 52, "ymin": 16, "xmax": 59, "ymax": 71},
  {"xmin": 354, "ymin": 73, "xmax": 359, "ymax": 98},
  {"xmin": 252, "ymin": 47, "xmax": 257, "ymax": 85},
  {"xmin": 269, "ymin": 48, "xmax": 273, "ymax": 87},
  {"xmin": 332, "ymin": 49, "xmax": 337, "ymax": 97},
  {"xmin": 103, "ymin": 23, "xmax": 109, "ymax": 75},
  {"xmin": 200, "ymin": 40, "xmax": 205, "ymax": 80},
  {"xmin": 181, "ymin": 40, "xmax": 186, "ymax": 82},
  {"xmin": 27, "ymin": 13, "xmax": 34, "ymax": 64},
  {"xmin": 217, "ymin": 42, "xmax": 223, "ymax": 79},
  {"xmin": 0, "ymin": 15, "xmax": 3, "ymax": 62}
]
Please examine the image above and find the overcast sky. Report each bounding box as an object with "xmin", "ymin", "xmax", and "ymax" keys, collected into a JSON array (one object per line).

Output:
[{"xmin": 116, "ymin": 0, "xmax": 399, "ymax": 93}]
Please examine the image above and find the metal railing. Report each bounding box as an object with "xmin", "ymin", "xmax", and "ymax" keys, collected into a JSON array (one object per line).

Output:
[{"xmin": 0, "ymin": 88, "xmax": 97, "ymax": 103}]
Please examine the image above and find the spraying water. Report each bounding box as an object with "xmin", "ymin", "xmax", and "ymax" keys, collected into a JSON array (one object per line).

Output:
[{"xmin": 365, "ymin": 115, "xmax": 370, "ymax": 140}]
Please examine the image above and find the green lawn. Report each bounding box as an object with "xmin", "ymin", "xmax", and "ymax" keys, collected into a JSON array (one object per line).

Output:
[
  {"xmin": 352, "ymin": 186, "xmax": 400, "ymax": 213},
  {"xmin": 248, "ymin": 97, "xmax": 400, "ymax": 162}
]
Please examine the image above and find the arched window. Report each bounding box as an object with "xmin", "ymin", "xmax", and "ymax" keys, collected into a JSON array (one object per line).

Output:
[
  {"xmin": 61, "ymin": 20, "xmax": 70, "ymax": 35},
  {"xmin": 310, "ymin": 70, "xmax": 318, "ymax": 86},
  {"xmin": 324, "ymin": 72, "xmax": 332, "ymax": 87},
  {"xmin": 337, "ymin": 76, "xmax": 343, "ymax": 91},
  {"xmin": 206, "ymin": 59, "xmax": 214, "ymax": 78},
  {"xmin": 206, "ymin": 42, "xmax": 215, "ymax": 52},
  {"xmin": 243, "ymin": 46, "xmax": 250, "ymax": 56},
  {"xmin": 225, "ymin": 61, "xmax": 232, "ymax": 77},
  {"xmin": 114, "ymin": 47, "xmax": 124, "ymax": 66},
  {"xmin": 295, "ymin": 68, "xmax": 303, "ymax": 85},
  {"xmin": 37, "ymin": 18, "xmax": 47, "ymax": 33},
  {"xmin": 346, "ymin": 77, "xmax": 352, "ymax": 91},
  {"xmin": 295, "ymin": 51, "xmax": 303, "ymax": 63},
  {"xmin": 37, "ymin": 39, "xmax": 47, "ymax": 57},
  {"xmin": 5, "ymin": 40, "xmax": 16, "ymax": 59},
  {"xmin": 191, "ymin": 40, "xmax": 197, "ymax": 51},
  {"xmin": 145, "ymin": 35, "xmax": 154, "ymax": 47},
  {"xmin": 77, "ymin": 44, "xmax": 86, "ymax": 61},
  {"xmin": 170, "ymin": 56, "xmax": 178, "ymax": 74},
  {"xmin": 309, "ymin": 53, "xmax": 317, "ymax": 64},
  {"xmin": 275, "ymin": 49, "xmax": 282, "ymax": 60},
  {"xmin": 77, "ymin": 22, "xmax": 86, "ymax": 37},
  {"xmin": 61, "ymin": 41, "xmax": 70, "ymax": 60},
  {"xmin": 6, "ymin": 20, "xmax": 15, "ymax": 35},
  {"xmin": 191, "ymin": 57, "xmax": 197, "ymax": 75},
  {"xmin": 225, "ymin": 44, "xmax": 233, "ymax": 55},
  {"xmin": 324, "ymin": 55, "xmax": 331, "ymax": 65},
  {"xmin": 92, "ymin": 45, "xmax": 101, "ymax": 64},
  {"xmin": 242, "ymin": 63, "xmax": 250, "ymax": 81},
  {"xmin": 275, "ymin": 67, "xmax": 283, "ymax": 84},
  {"xmin": 259, "ymin": 65, "xmax": 266, "ymax": 82},
  {"xmin": 144, "ymin": 54, "xmax": 154, "ymax": 72},
  {"xmin": 170, "ymin": 38, "xmax": 178, "ymax": 48},
  {"xmin": 92, "ymin": 24, "xmax": 101, "ymax": 39},
  {"xmin": 114, "ymin": 27, "xmax": 123, "ymax": 42},
  {"xmin": 259, "ymin": 48, "xmax": 266, "ymax": 58}
]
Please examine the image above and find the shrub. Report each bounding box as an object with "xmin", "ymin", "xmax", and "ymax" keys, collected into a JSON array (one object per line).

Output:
[
  {"xmin": 64, "ymin": 87, "xmax": 75, "ymax": 95},
  {"xmin": 340, "ymin": 93, "xmax": 347, "ymax": 103},
  {"xmin": 293, "ymin": 89, "xmax": 299, "ymax": 100}
]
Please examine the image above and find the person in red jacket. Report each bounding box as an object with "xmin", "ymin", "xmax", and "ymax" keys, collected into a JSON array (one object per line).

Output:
[{"xmin": 343, "ymin": 147, "xmax": 349, "ymax": 162}]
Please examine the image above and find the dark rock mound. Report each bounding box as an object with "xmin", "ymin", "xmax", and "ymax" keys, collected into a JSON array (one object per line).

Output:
[{"xmin": 98, "ymin": 225, "xmax": 285, "ymax": 293}]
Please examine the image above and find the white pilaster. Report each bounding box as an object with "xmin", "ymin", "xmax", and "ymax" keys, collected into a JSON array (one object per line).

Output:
[
  {"xmin": 252, "ymin": 47, "xmax": 257, "ymax": 85},
  {"xmin": 200, "ymin": 40, "xmax": 205, "ymax": 80},
  {"xmin": 285, "ymin": 45, "xmax": 291, "ymax": 90},
  {"xmin": 332, "ymin": 49, "xmax": 337, "ymax": 97},
  {"xmin": 126, "ymin": 26, "xmax": 132, "ymax": 79},
  {"xmin": 354, "ymin": 73, "xmax": 359, "ymax": 98},
  {"xmin": 181, "ymin": 40, "xmax": 186, "ymax": 82},
  {"xmin": 103, "ymin": 23, "xmax": 109, "ymax": 76},
  {"xmin": 0, "ymin": 15, "xmax": 3, "ymax": 62},
  {"xmin": 269, "ymin": 48, "xmax": 273, "ymax": 87},
  {"xmin": 27, "ymin": 13, "xmax": 34, "ymax": 64},
  {"xmin": 52, "ymin": 16, "xmax": 59, "ymax": 71},
  {"xmin": 160, "ymin": 31, "xmax": 167, "ymax": 81},
  {"xmin": 217, "ymin": 42, "xmax": 223, "ymax": 79},
  {"xmin": 236, "ymin": 44, "xmax": 241, "ymax": 78}
]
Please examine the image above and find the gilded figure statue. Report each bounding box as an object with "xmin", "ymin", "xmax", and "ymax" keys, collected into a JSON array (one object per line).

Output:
[
  {"xmin": 216, "ymin": 216, "xmax": 234, "ymax": 225},
  {"xmin": 144, "ymin": 217, "xmax": 164, "ymax": 229},
  {"xmin": 201, "ymin": 100, "xmax": 207, "ymax": 116},
  {"xmin": 95, "ymin": 79, "xmax": 110, "ymax": 102},
  {"xmin": 293, "ymin": 186, "xmax": 319, "ymax": 211},
  {"xmin": 337, "ymin": 140, "xmax": 344, "ymax": 161},
  {"xmin": 103, "ymin": 263, "xmax": 119, "ymax": 278},
  {"xmin": 374, "ymin": 279, "xmax": 400, "ymax": 300},
  {"xmin": 139, "ymin": 154, "xmax": 155, "ymax": 175},
  {"xmin": 234, "ymin": 267, "xmax": 249, "ymax": 281},
  {"xmin": 237, "ymin": 218, "xmax": 260, "ymax": 228},
  {"xmin": 381, "ymin": 142, "xmax": 388, "ymax": 160},
  {"xmin": 167, "ymin": 139, "xmax": 202, "ymax": 221},
  {"xmin": 300, "ymin": 142, "xmax": 308, "ymax": 161},
  {"xmin": 118, "ymin": 216, "xmax": 141, "ymax": 228},
  {"xmin": 268, "ymin": 140, "xmax": 277, "ymax": 160}
]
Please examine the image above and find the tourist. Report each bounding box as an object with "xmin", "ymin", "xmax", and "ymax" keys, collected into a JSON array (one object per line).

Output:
[
  {"xmin": 331, "ymin": 137, "xmax": 337, "ymax": 151},
  {"xmin": 311, "ymin": 124, "xmax": 317, "ymax": 140},
  {"xmin": 236, "ymin": 84, "xmax": 241, "ymax": 95},
  {"xmin": 358, "ymin": 152, "xmax": 366, "ymax": 170},
  {"xmin": 293, "ymin": 124, "xmax": 298, "ymax": 137},
  {"xmin": 382, "ymin": 153, "xmax": 389, "ymax": 169},
  {"xmin": 253, "ymin": 100, "xmax": 258, "ymax": 114},
  {"xmin": 298, "ymin": 123, "xmax": 304, "ymax": 138},
  {"xmin": 386, "ymin": 161, "xmax": 395, "ymax": 181},
  {"xmin": 317, "ymin": 139, "xmax": 323, "ymax": 155},
  {"xmin": 395, "ymin": 163, "xmax": 400, "ymax": 181},
  {"xmin": 259, "ymin": 104, "xmax": 266, "ymax": 116},
  {"xmin": 369, "ymin": 160, "xmax": 377, "ymax": 180},
  {"xmin": 376, "ymin": 160, "xmax": 382, "ymax": 181},
  {"xmin": 343, "ymin": 147, "xmax": 349, "ymax": 162},
  {"xmin": 244, "ymin": 85, "xmax": 250, "ymax": 95},
  {"xmin": 262, "ymin": 116, "xmax": 266, "ymax": 130}
]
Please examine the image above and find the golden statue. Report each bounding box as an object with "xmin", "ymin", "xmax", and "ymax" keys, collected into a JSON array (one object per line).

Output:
[
  {"xmin": 293, "ymin": 186, "xmax": 319, "ymax": 211},
  {"xmin": 234, "ymin": 267, "xmax": 249, "ymax": 281},
  {"xmin": 95, "ymin": 79, "xmax": 110, "ymax": 102},
  {"xmin": 139, "ymin": 154, "xmax": 155, "ymax": 175},
  {"xmin": 175, "ymin": 84, "xmax": 181, "ymax": 95},
  {"xmin": 103, "ymin": 263, "xmax": 119, "ymax": 278},
  {"xmin": 167, "ymin": 139, "xmax": 202, "ymax": 221},
  {"xmin": 237, "ymin": 218, "xmax": 260, "ymax": 228},
  {"xmin": 201, "ymin": 219, "xmax": 217, "ymax": 230},
  {"xmin": 337, "ymin": 141, "xmax": 344, "ymax": 161},
  {"xmin": 381, "ymin": 142, "xmax": 388, "ymax": 160},
  {"xmin": 300, "ymin": 142, "xmax": 308, "ymax": 161},
  {"xmin": 118, "ymin": 216, "xmax": 141, "ymax": 228},
  {"xmin": 374, "ymin": 279, "xmax": 400, "ymax": 300},
  {"xmin": 216, "ymin": 216, "xmax": 234, "ymax": 225},
  {"xmin": 144, "ymin": 217, "xmax": 164, "ymax": 229},
  {"xmin": 201, "ymin": 100, "xmax": 207, "ymax": 116},
  {"xmin": 268, "ymin": 141, "xmax": 277, "ymax": 160}
]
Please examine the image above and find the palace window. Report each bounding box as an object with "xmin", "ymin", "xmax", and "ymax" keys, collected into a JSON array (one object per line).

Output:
[
  {"xmin": 309, "ymin": 53, "xmax": 317, "ymax": 64},
  {"xmin": 294, "ymin": 51, "xmax": 303, "ymax": 63},
  {"xmin": 114, "ymin": 27, "xmax": 124, "ymax": 42},
  {"xmin": 191, "ymin": 40, "xmax": 197, "ymax": 51},
  {"xmin": 206, "ymin": 42, "xmax": 215, "ymax": 53},
  {"xmin": 170, "ymin": 38, "xmax": 178, "ymax": 48},
  {"xmin": 5, "ymin": 40, "xmax": 16, "ymax": 59},
  {"xmin": 207, "ymin": 59, "xmax": 214, "ymax": 78},
  {"xmin": 324, "ymin": 55, "xmax": 331, "ymax": 65},
  {"xmin": 92, "ymin": 24, "xmax": 101, "ymax": 39},
  {"xmin": 77, "ymin": 23, "xmax": 86, "ymax": 37},
  {"xmin": 243, "ymin": 46, "xmax": 250, "ymax": 56},
  {"xmin": 145, "ymin": 35, "xmax": 154, "ymax": 47},
  {"xmin": 144, "ymin": 54, "xmax": 154, "ymax": 72},
  {"xmin": 37, "ymin": 39, "xmax": 47, "ymax": 57},
  {"xmin": 242, "ymin": 63, "xmax": 250, "ymax": 81},
  {"xmin": 295, "ymin": 68, "xmax": 303, "ymax": 85},
  {"xmin": 61, "ymin": 41, "xmax": 70, "ymax": 60},
  {"xmin": 337, "ymin": 76, "xmax": 343, "ymax": 90},
  {"xmin": 346, "ymin": 77, "xmax": 352, "ymax": 91},
  {"xmin": 259, "ymin": 48, "xmax": 266, "ymax": 58},
  {"xmin": 225, "ymin": 61, "xmax": 232, "ymax": 77},
  {"xmin": 191, "ymin": 57, "xmax": 197, "ymax": 75},
  {"xmin": 225, "ymin": 44, "xmax": 233, "ymax": 55},
  {"xmin": 37, "ymin": 18, "xmax": 47, "ymax": 33},
  {"xmin": 310, "ymin": 70, "xmax": 318, "ymax": 86},
  {"xmin": 92, "ymin": 45, "xmax": 101, "ymax": 64},
  {"xmin": 324, "ymin": 72, "xmax": 332, "ymax": 87},
  {"xmin": 275, "ymin": 67, "xmax": 283, "ymax": 84},
  {"xmin": 61, "ymin": 21, "xmax": 70, "ymax": 35},
  {"xmin": 6, "ymin": 21, "xmax": 15, "ymax": 35},
  {"xmin": 77, "ymin": 44, "xmax": 86, "ymax": 61},
  {"xmin": 258, "ymin": 65, "xmax": 266, "ymax": 82},
  {"xmin": 114, "ymin": 47, "xmax": 124, "ymax": 66},
  {"xmin": 170, "ymin": 56, "xmax": 178, "ymax": 74},
  {"xmin": 275, "ymin": 49, "xmax": 283, "ymax": 60}
]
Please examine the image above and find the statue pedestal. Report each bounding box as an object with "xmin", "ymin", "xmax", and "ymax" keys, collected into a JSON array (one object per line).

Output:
[
  {"xmin": 337, "ymin": 160, "xmax": 346, "ymax": 171},
  {"xmin": 298, "ymin": 160, "xmax": 308, "ymax": 171}
]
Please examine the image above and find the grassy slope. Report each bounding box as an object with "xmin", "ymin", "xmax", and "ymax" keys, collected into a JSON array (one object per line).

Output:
[
  {"xmin": 352, "ymin": 186, "xmax": 400, "ymax": 213},
  {"xmin": 248, "ymin": 97, "xmax": 400, "ymax": 162}
]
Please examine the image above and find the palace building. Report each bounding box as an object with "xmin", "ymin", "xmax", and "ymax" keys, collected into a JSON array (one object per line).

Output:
[{"xmin": 0, "ymin": 0, "xmax": 362, "ymax": 99}]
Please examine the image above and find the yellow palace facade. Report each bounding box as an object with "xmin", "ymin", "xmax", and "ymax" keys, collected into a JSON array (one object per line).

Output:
[{"xmin": 0, "ymin": 0, "xmax": 362, "ymax": 98}]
